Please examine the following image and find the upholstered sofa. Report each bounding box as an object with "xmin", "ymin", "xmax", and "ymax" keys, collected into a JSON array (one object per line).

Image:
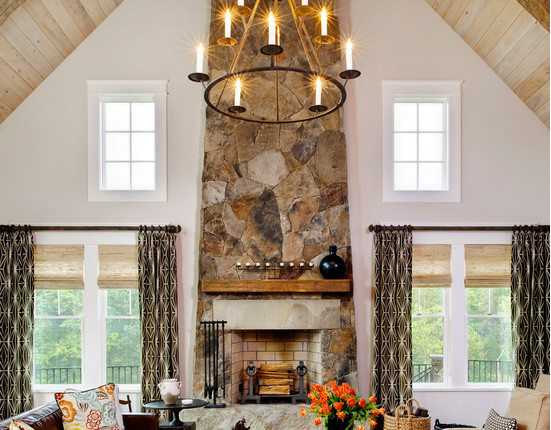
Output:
[{"xmin": 0, "ymin": 401, "xmax": 158, "ymax": 430}]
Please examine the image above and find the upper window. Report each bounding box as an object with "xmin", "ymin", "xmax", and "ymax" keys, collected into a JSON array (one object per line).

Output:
[
  {"xmin": 87, "ymin": 81, "xmax": 167, "ymax": 202},
  {"xmin": 382, "ymin": 81, "xmax": 462, "ymax": 202}
]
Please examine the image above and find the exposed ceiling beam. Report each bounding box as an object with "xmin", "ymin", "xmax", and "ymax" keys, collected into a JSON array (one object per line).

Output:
[{"xmin": 517, "ymin": 0, "xmax": 550, "ymax": 31}]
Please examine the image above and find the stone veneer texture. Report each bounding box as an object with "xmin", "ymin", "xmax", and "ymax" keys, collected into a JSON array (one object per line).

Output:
[{"xmin": 193, "ymin": 0, "xmax": 357, "ymax": 403}]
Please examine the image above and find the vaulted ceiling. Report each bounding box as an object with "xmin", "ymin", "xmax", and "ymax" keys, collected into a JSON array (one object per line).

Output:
[
  {"xmin": 0, "ymin": 0, "xmax": 548, "ymax": 127},
  {"xmin": 425, "ymin": 0, "xmax": 550, "ymax": 127}
]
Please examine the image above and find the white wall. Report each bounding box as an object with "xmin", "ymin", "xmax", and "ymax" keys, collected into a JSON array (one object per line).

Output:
[
  {"xmin": 344, "ymin": 0, "xmax": 549, "ymax": 425},
  {"xmin": 0, "ymin": 0, "xmax": 549, "ymax": 425},
  {"xmin": 0, "ymin": 0, "xmax": 210, "ymax": 399}
]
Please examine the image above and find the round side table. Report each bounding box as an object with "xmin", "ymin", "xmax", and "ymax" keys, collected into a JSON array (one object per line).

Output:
[{"xmin": 143, "ymin": 398, "xmax": 208, "ymax": 429}]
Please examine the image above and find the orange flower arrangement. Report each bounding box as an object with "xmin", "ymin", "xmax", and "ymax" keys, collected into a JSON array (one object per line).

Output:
[{"xmin": 299, "ymin": 381, "xmax": 384, "ymax": 430}]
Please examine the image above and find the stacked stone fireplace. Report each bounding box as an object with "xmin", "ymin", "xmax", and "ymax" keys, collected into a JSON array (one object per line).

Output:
[{"xmin": 192, "ymin": 0, "xmax": 357, "ymax": 405}]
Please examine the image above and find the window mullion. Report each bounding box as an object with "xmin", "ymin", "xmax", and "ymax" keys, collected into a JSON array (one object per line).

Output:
[
  {"xmin": 449, "ymin": 244, "xmax": 467, "ymax": 387},
  {"xmin": 82, "ymin": 245, "xmax": 103, "ymax": 387}
]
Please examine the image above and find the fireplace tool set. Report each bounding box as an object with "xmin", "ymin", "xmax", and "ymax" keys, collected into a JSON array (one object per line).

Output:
[{"xmin": 200, "ymin": 320, "xmax": 227, "ymax": 408}]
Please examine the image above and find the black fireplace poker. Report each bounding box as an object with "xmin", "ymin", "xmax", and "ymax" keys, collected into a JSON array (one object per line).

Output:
[{"xmin": 200, "ymin": 320, "xmax": 227, "ymax": 408}]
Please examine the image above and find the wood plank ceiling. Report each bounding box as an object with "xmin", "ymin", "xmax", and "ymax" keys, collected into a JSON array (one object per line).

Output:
[
  {"xmin": 0, "ymin": 0, "xmax": 547, "ymax": 127},
  {"xmin": 0, "ymin": 0, "xmax": 123, "ymax": 124},
  {"xmin": 425, "ymin": 0, "xmax": 550, "ymax": 127}
]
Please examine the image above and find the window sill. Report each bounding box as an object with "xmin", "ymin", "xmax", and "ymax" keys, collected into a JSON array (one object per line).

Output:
[{"xmin": 413, "ymin": 385, "xmax": 513, "ymax": 393}]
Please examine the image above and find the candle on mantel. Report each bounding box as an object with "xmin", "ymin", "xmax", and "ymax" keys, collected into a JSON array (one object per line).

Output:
[
  {"xmin": 234, "ymin": 78, "xmax": 242, "ymax": 106},
  {"xmin": 196, "ymin": 43, "xmax": 204, "ymax": 73},
  {"xmin": 315, "ymin": 77, "xmax": 322, "ymax": 106},
  {"xmin": 280, "ymin": 262, "xmax": 284, "ymax": 267},
  {"xmin": 268, "ymin": 12, "xmax": 276, "ymax": 45},
  {"xmin": 266, "ymin": 262, "xmax": 270, "ymax": 267},
  {"xmin": 309, "ymin": 262, "xmax": 314, "ymax": 267},
  {"xmin": 299, "ymin": 262, "xmax": 304, "ymax": 268},
  {"xmin": 225, "ymin": 9, "xmax": 232, "ymax": 38},
  {"xmin": 345, "ymin": 39, "xmax": 353, "ymax": 70},
  {"xmin": 320, "ymin": 7, "xmax": 328, "ymax": 37},
  {"xmin": 289, "ymin": 262, "xmax": 294, "ymax": 267}
]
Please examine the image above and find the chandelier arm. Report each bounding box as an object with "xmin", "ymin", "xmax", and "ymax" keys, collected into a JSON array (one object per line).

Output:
[
  {"xmin": 287, "ymin": 0, "xmax": 316, "ymax": 72},
  {"xmin": 228, "ymin": 0, "xmax": 261, "ymax": 75},
  {"xmin": 302, "ymin": 19, "xmax": 324, "ymax": 74}
]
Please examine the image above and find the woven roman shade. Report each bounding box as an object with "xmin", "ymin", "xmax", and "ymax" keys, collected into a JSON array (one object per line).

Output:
[
  {"xmin": 34, "ymin": 245, "xmax": 84, "ymax": 289},
  {"xmin": 464, "ymin": 244, "xmax": 512, "ymax": 288},
  {"xmin": 412, "ymin": 244, "xmax": 452, "ymax": 288},
  {"xmin": 97, "ymin": 245, "xmax": 138, "ymax": 289}
]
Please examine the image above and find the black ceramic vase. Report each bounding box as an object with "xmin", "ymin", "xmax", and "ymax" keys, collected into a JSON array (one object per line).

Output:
[
  {"xmin": 327, "ymin": 417, "xmax": 352, "ymax": 430},
  {"xmin": 319, "ymin": 245, "xmax": 346, "ymax": 279}
]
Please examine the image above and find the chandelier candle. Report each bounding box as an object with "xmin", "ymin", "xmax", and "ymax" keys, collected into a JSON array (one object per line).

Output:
[
  {"xmin": 302, "ymin": 0, "xmax": 308, "ymax": 4},
  {"xmin": 345, "ymin": 39, "xmax": 353, "ymax": 70},
  {"xmin": 315, "ymin": 77, "xmax": 322, "ymax": 106},
  {"xmin": 196, "ymin": 43, "xmax": 204, "ymax": 73},
  {"xmin": 321, "ymin": 7, "xmax": 328, "ymax": 36},
  {"xmin": 234, "ymin": 79, "xmax": 241, "ymax": 106},
  {"xmin": 237, "ymin": 0, "xmax": 244, "ymax": 5},
  {"xmin": 268, "ymin": 12, "xmax": 276, "ymax": 45},
  {"xmin": 225, "ymin": 10, "xmax": 231, "ymax": 38}
]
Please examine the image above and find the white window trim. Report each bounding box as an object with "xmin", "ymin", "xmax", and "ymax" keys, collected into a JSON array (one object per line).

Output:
[
  {"xmin": 33, "ymin": 231, "xmax": 140, "ymax": 393},
  {"xmin": 412, "ymin": 230, "xmax": 513, "ymax": 391},
  {"xmin": 382, "ymin": 80, "xmax": 462, "ymax": 202},
  {"xmin": 87, "ymin": 80, "xmax": 168, "ymax": 202}
]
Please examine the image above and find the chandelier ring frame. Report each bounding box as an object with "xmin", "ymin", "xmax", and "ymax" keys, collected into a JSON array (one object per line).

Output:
[{"xmin": 203, "ymin": 65, "xmax": 347, "ymax": 124}]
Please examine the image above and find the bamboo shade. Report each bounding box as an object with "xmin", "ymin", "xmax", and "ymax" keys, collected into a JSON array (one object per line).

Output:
[
  {"xmin": 412, "ymin": 244, "xmax": 452, "ymax": 287},
  {"xmin": 97, "ymin": 245, "xmax": 138, "ymax": 289},
  {"xmin": 34, "ymin": 245, "xmax": 84, "ymax": 290},
  {"xmin": 464, "ymin": 244, "xmax": 512, "ymax": 288}
]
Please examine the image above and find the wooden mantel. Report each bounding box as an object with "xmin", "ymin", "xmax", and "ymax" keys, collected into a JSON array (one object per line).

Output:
[{"xmin": 201, "ymin": 279, "xmax": 351, "ymax": 293}]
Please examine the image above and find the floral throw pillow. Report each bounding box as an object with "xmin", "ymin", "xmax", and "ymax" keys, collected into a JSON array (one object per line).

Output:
[
  {"xmin": 10, "ymin": 420, "xmax": 36, "ymax": 430},
  {"xmin": 55, "ymin": 383, "xmax": 119, "ymax": 430},
  {"xmin": 485, "ymin": 408, "xmax": 517, "ymax": 430}
]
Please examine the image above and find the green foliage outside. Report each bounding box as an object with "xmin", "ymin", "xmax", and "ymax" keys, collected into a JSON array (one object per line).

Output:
[
  {"xmin": 34, "ymin": 289, "xmax": 141, "ymax": 384},
  {"xmin": 412, "ymin": 287, "xmax": 512, "ymax": 383}
]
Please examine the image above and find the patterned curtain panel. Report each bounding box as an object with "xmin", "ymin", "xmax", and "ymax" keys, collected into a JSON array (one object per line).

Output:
[
  {"xmin": 138, "ymin": 226, "xmax": 179, "ymax": 403},
  {"xmin": 511, "ymin": 225, "xmax": 550, "ymax": 388},
  {"xmin": 0, "ymin": 226, "xmax": 34, "ymax": 419},
  {"xmin": 371, "ymin": 227, "xmax": 413, "ymax": 411}
]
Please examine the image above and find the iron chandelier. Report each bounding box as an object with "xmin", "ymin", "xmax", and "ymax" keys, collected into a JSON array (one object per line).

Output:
[{"xmin": 188, "ymin": 0, "xmax": 361, "ymax": 124}]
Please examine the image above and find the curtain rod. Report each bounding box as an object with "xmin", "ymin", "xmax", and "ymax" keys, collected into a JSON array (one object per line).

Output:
[
  {"xmin": 368, "ymin": 224, "xmax": 549, "ymax": 233},
  {"xmin": 1, "ymin": 225, "xmax": 182, "ymax": 233}
]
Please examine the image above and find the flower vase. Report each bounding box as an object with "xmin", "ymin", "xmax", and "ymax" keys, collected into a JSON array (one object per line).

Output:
[
  {"xmin": 319, "ymin": 245, "xmax": 346, "ymax": 279},
  {"xmin": 327, "ymin": 417, "xmax": 352, "ymax": 430}
]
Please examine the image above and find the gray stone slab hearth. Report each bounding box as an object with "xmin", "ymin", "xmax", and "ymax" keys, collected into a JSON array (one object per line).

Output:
[{"xmin": 180, "ymin": 403, "xmax": 311, "ymax": 430}]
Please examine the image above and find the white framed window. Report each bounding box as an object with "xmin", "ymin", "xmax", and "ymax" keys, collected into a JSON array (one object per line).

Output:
[
  {"xmin": 382, "ymin": 81, "xmax": 462, "ymax": 202},
  {"xmin": 33, "ymin": 232, "xmax": 141, "ymax": 395},
  {"xmin": 87, "ymin": 81, "xmax": 168, "ymax": 202},
  {"xmin": 412, "ymin": 231, "xmax": 513, "ymax": 390}
]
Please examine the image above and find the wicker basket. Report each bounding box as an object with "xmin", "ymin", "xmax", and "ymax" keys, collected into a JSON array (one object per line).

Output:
[{"xmin": 383, "ymin": 399, "xmax": 431, "ymax": 430}]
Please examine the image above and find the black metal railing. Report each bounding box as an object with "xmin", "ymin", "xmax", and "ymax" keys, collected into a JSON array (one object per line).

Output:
[
  {"xmin": 35, "ymin": 365, "xmax": 141, "ymax": 384},
  {"xmin": 413, "ymin": 360, "xmax": 513, "ymax": 383}
]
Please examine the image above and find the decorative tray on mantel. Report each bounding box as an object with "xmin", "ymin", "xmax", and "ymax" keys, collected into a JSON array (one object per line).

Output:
[{"xmin": 201, "ymin": 279, "xmax": 351, "ymax": 293}]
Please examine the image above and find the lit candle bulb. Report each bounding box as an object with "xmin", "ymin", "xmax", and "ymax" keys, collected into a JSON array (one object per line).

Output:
[
  {"xmin": 268, "ymin": 12, "xmax": 276, "ymax": 45},
  {"xmin": 345, "ymin": 39, "xmax": 353, "ymax": 70},
  {"xmin": 234, "ymin": 78, "xmax": 242, "ymax": 106},
  {"xmin": 236, "ymin": 262, "xmax": 241, "ymax": 267},
  {"xmin": 225, "ymin": 9, "xmax": 232, "ymax": 38},
  {"xmin": 320, "ymin": 7, "xmax": 328, "ymax": 37},
  {"xmin": 302, "ymin": 0, "xmax": 308, "ymax": 5},
  {"xmin": 266, "ymin": 262, "xmax": 270, "ymax": 267},
  {"xmin": 280, "ymin": 262, "xmax": 284, "ymax": 267},
  {"xmin": 315, "ymin": 77, "xmax": 322, "ymax": 106},
  {"xmin": 289, "ymin": 262, "xmax": 294, "ymax": 267},
  {"xmin": 245, "ymin": 262, "xmax": 250, "ymax": 268},
  {"xmin": 309, "ymin": 262, "xmax": 314, "ymax": 267},
  {"xmin": 299, "ymin": 262, "xmax": 304, "ymax": 268},
  {"xmin": 196, "ymin": 43, "xmax": 204, "ymax": 73},
  {"xmin": 255, "ymin": 262, "xmax": 260, "ymax": 267},
  {"xmin": 238, "ymin": 0, "xmax": 244, "ymax": 5}
]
